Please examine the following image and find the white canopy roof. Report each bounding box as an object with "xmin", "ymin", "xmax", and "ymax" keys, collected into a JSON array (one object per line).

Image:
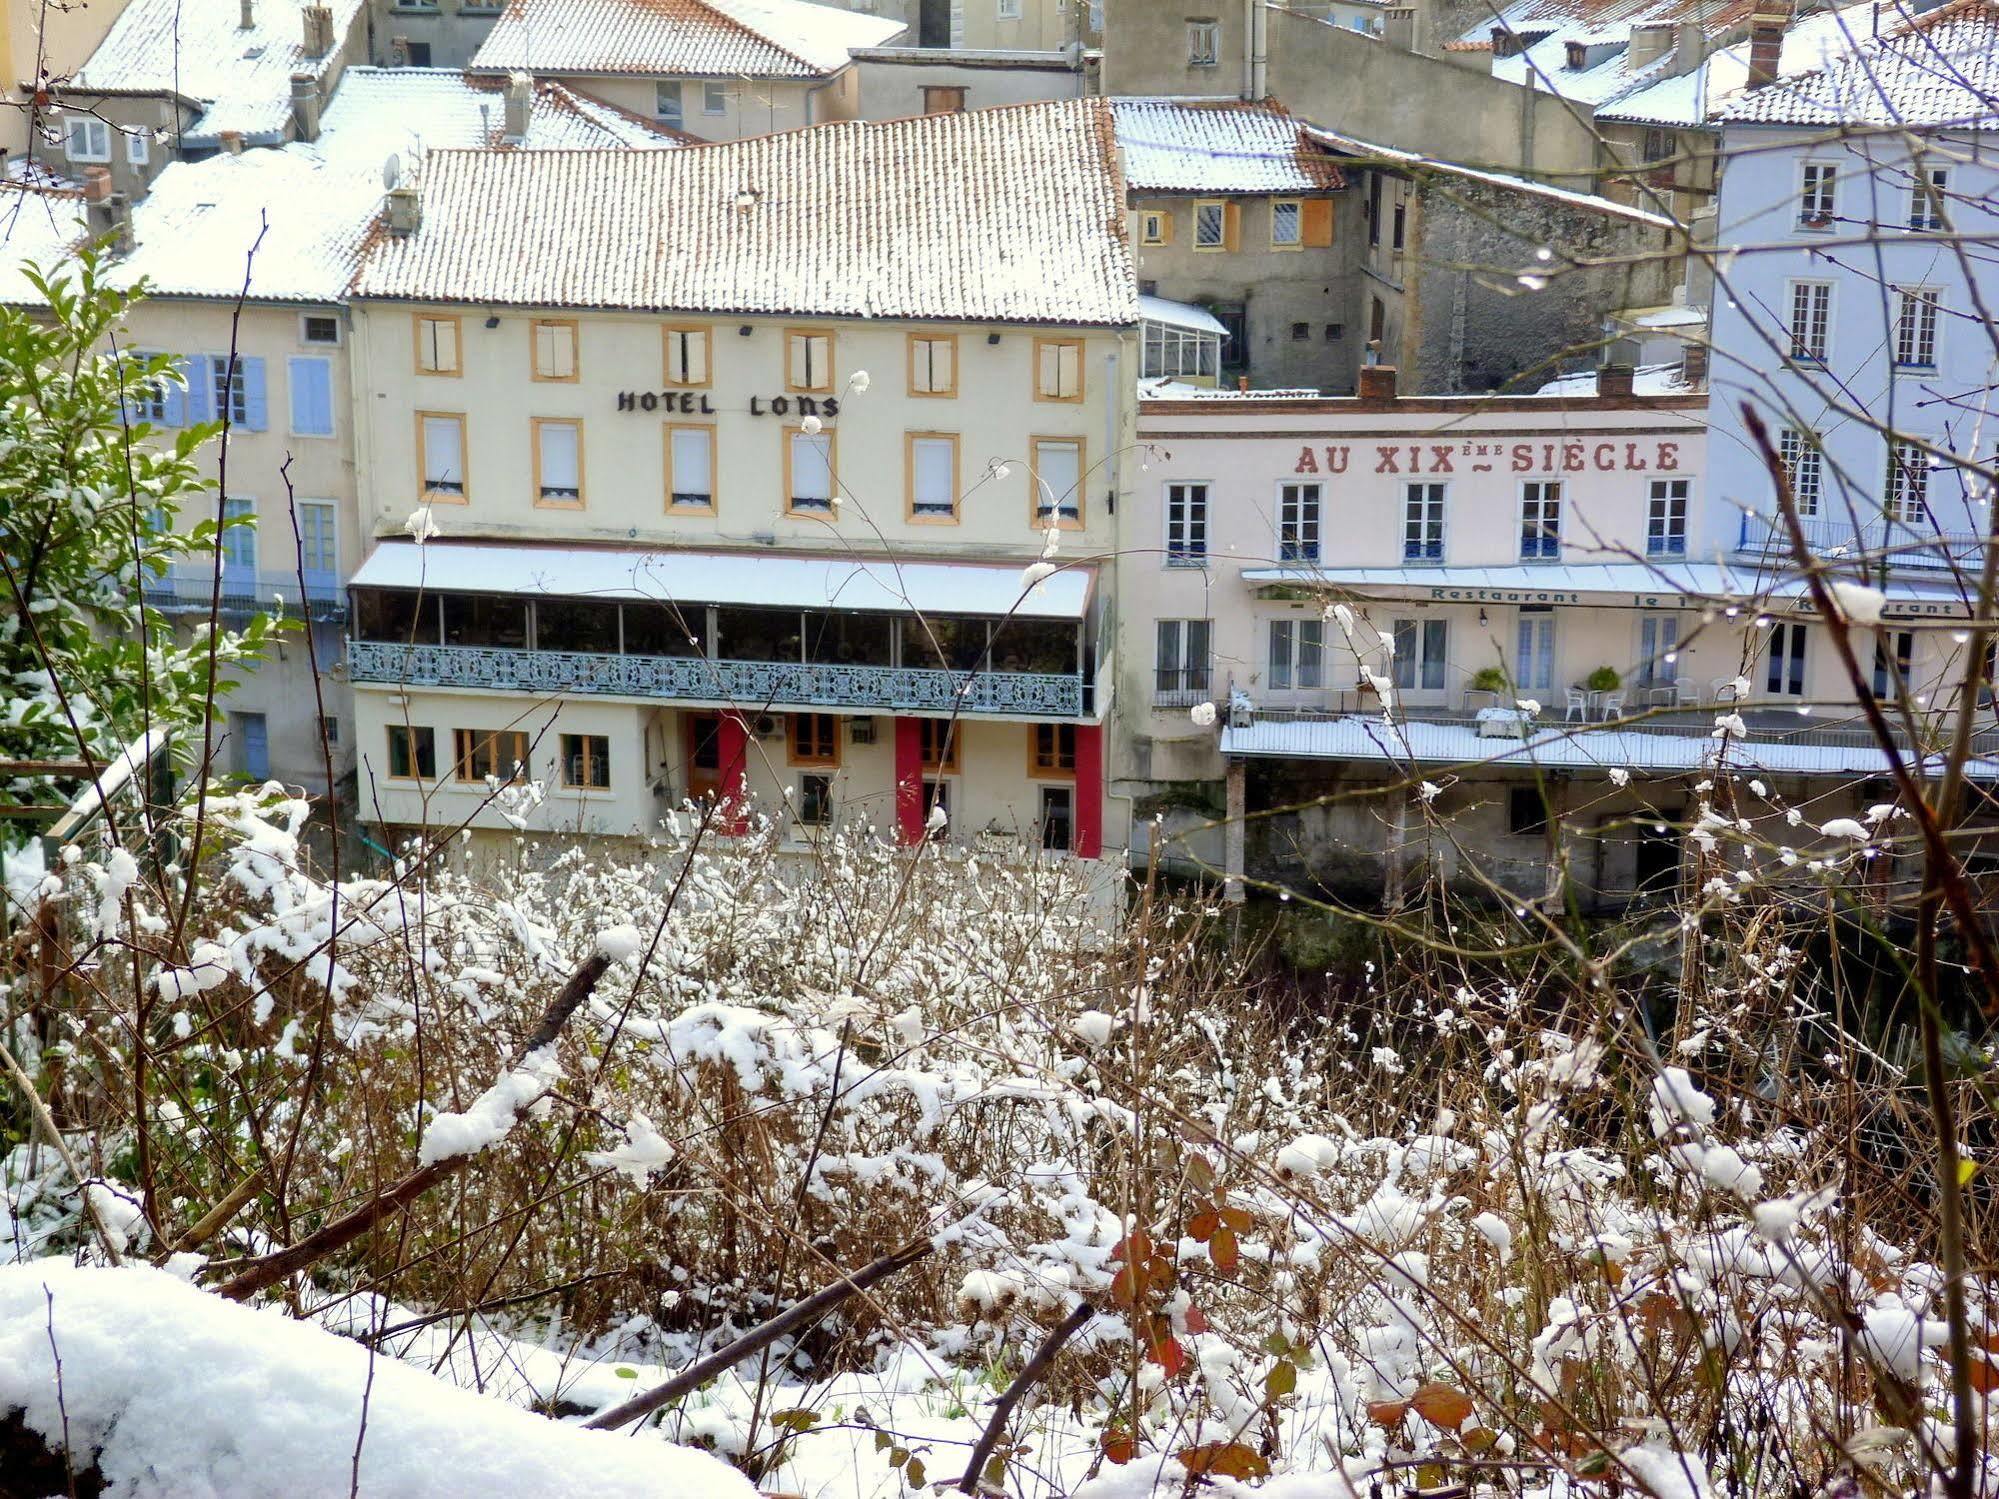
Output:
[
  {"xmin": 350, "ymin": 541, "xmax": 1093, "ymax": 620},
  {"xmin": 1139, "ymin": 295, "xmax": 1227, "ymax": 336}
]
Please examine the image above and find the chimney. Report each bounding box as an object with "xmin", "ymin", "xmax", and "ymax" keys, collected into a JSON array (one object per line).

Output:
[
  {"xmin": 85, "ymin": 186, "xmax": 133, "ymax": 253},
  {"xmin": 1670, "ymin": 20, "xmax": 1704, "ymax": 76},
  {"xmin": 290, "ymin": 72, "xmax": 320, "ymax": 142},
  {"xmin": 239, "ymin": 0, "xmax": 254, "ymax": 28},
  {"xmin": 1745, "ymin": 5, "xmax": 1788, "ymax": 88},
  {"xmin": 502, "ymin": 70, "xmax": 531, "ymax": 142},
  {"xmin": 386, "ymin": 182, "xmax": 421, "ymax": 236},
  {"xmin": 1627, "ymin": 21, "xmax": 1673, "ymax": 70},
  {"xmin": 1357, "ymin": 364, "xmax": 1398, "ymax": 400},
  {"xmin": 391, "ymin": 33, "xmax": 410, "ymax": 65},
  {"xmin": 81, "ymin": 163, "xmax": 113, "ymax": 201},
  {"xmin": 1490, "ymin": 24, "xmax": 1518, "ymax": 56},
  {"xmin": 1681, "ymin": 341, "xmax": 1710, "ymax": 387},
  {"xmin": 1383, "ymin": 5, "xmax": 1416, "ymax": 50},
  {"xmin": 301, "ymin": 3, "xmax": 333, "ymax": 58},
  {"xmin": 1597, "ymin": 363, "xmax": 1635, "ymax": 399},
  {"xmin": 219, "ymin": 129, "xmax": 244, "ymax": 154}
]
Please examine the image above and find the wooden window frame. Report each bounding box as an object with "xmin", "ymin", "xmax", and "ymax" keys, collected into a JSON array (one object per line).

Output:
[
  {"xmin": 416, "ymin": 410, "xmax": 469, "ymax": 504},
  {"xmin": 1139, "ymin": 208, "xmax": 1170, "ymax": 246},
  {"xmin": 784, "ymin": 424, "xmax": 838, "ymax": 519},
  {"xmin": 664, "ymin": 422, "xmax": 718, "ymax": 514},
  {"xmin": 1033, "ymin": 337, "xmax": 1085, "ymax": 403},
  {"xmin": 788, "ymin": 712, "xmax": 841, "ymax": 767},
  {"xmin": 662, "ymin": 323, "xmax": 712, "ymax": 388},
  {"xmin": 785, "ymin": 327, "xmax": 836, "ymax": 394},
  {"xmin": 560, "ymin": 732, "xmax": 612, "ymax": 790},
  {"xmin": 386, "ymin": 724, "xmax": 436, "ymax": 780},
  {"xmin": 1193, "ymin": 199, "xmax": 1228, "ymax": 252},
  {"xmin": 907, "ymin": 332, "xmax": 958, "ymax": 398},
  {"xmin": 1029, "ymin": 434, "xmax": 1085, "ymax": 531},
  {"xmin": 1270, "ymin": 198, "xmax": 1304, "ymax": 250},
  {"xmin": 529, "ymin": 318, "xmax": 579, "ymax": 383},
  {"xmin": 412, "ymin": 313, "xmax": 462, "ymax": 376},
  {"xmin": 922, "ymin": 85, "xmax": 966, "ymax": 114},
  {"xmin": 453, "ymin": 727, "xmax": 530, "ymax": 783},
  {"xmin": 1028, "ymin": 722, "xmax": 1077, "ymax": 778},
  {"xmin": 905, "ymin": 430, "xmax": 960, "ymax": 525},
  {"xmin": 918, "ymin": 718, "xmax": 960, "ymax": 772},
  {"xmin": 532, "ymin": 417, "xmax": 586, "ymax": 509}
]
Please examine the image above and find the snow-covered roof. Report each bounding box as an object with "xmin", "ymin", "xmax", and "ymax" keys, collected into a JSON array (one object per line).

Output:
[
  {"xmin": 1110, "ymin": 98, "xmax": 1348, "ymax": 194},
  {"xmin": 1139, "ymin": 295, "xmax": 1226, "ymax": 335},
  {"xmin": 1221, "ymin": 713, "xmax": 1999, "ymax": 779},
  {"xmin": 71, "ymin": 0, "xmax": 366, "ymax": 144},
  {"xmin": 318, "ymin": 67, "xmax": 686, "ymax": 153},
  {"xmin": 350, "ymin": 540, "xmax": 1095, "ymax": 619},
  {"xmin": 1719, "ymin": 0, "xmax": 1999, "ymax": 127},
  {"xmin": 469, "ymin": 0, "xmax": 904, "ymax": 79},
  {"xmin": 0, "ymin": 188, "xmax": 92, "ymax": 302},
  {"xmin": 352, "ymin": 100, "xmax": 1138, "ymax": 325},
  {"xmin": 1534, "ymin": 361, "xmax": 1696, "ymax": 396},
  {"xmin": 1137, "ymin": 379, "xmax": 1321, "ymax": 399}
]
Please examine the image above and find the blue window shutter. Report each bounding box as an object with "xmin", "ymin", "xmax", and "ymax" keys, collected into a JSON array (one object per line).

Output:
[
  {"xmin": 165, "ymin": 357, "xmax": 192, "ymax": 425},
  {"xmin": 287, "ymin": 356, "xmax": 333, "ymax": 437},
  {"xmin": 181, "ymin": 356, "xmax": 214, "ymax": 424},
  {"xmin": 241, "ymin": 356, "xmax": 268, "ymax": 430}
]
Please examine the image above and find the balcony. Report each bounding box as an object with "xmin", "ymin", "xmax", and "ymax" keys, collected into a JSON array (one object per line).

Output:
[
  {"xmin": 1736, "ymin": 513, "xmax": 1986, "ymax": 572},
  {"xmin": 142, "ymin": 568, "xmax": 346, "ymax": 623},
  {"xmin": 346, "ymin": 640, "xmax": 1090, "ymax": 718}
]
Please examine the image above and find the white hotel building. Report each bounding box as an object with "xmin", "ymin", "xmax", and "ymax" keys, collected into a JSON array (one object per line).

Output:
[{"xmin": 341, "ymin": 100, "xmax": 1134, "ymax": 857}]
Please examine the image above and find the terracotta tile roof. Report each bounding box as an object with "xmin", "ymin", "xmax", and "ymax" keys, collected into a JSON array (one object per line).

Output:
[
  {"xmin": 1720, "ymin": 0, "xmax": 1999, "ymax": 125},
  {"xmin": 1443, "ymin": 36, "xmax": 1496, "ymax": 49},
  {"xmin": 1109, "ymin": 98, "xmax": 1347, "ymax": 194},
  {"xmin": 352, "ymin": 99, "xmax": 1136, "ymax": 324},
  {"xmin": 468, "ymin": 0, "xmax": 904, "ymax": 79}
]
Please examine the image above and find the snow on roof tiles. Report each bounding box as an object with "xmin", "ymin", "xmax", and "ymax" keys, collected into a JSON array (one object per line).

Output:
[
  {"xmin": 352, "ymin": 99, "xmax": 1138, "ymax": 325},
  {"xmin": 1110, "ymin": 98, "xmax": 1347, "ymax": 194},
  {"xmin": 71, "ymin": 0, "xmax": 367, "ymax": 143},
  {"xmin": 468, "ymin": 0, "xmax": 904, "ymax": 79},
  {"xmin": 1719, "ymin": 0, "xmax": 1999, "ymax": 126}
]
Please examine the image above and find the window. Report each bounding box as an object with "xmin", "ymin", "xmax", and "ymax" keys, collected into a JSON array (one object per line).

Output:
[
  {"xmin": 534, "ymin": 418, "xmax": 583, "ymax": 506},
  {"xmin": 1139, "ymin": 209, "xmax": 1169, "ymax": 245},
  {"xmin": 1030, "ymin": 722, "xmax": 1076, "ymax": 775},
  {"xmin": 666, "ymin": 424, "xmax": 716, "ymax": 511},
  {"xmin": 1797, "ymin": 161, "xmax": 1837, "ymax": 226},
  {"xmin": 1788, "ymin": 281, "xmax": 1831, "ymax": 362},
  {"xmin": 220, "ymin": 497, "xmax": 256, "ymax": 572},
  {"xmin": 1642, "ymin": 127, "xmax": 1674, "ymax": 166},
  {"xmin": 1519, "ymin": 480, "xmax": 1562, "ymax": 560},
  {"xmin": 1392, "ymin": 617, "xmax": 1448, "ymax": 691},
  {"xmin": 1646, "ymin": 478, "xmax": 1688, "ymax": 555},
  {"xmin": 1391, "ymin": 201, "xmax": 1406, "ymax": 250},
  {"xmin": 1516, "ymin": 610, "xmax": 1555, "ymax": 692},
  {"xmin": 1874, "ymin": 629, "xmax": 1914, "ymax": 699},
  {"xmin": 786, "ymin": 329, "xmax": 834, "ymax": 393},
  {"xmin": 1887, "ymin": 439, "xmax": 1930, "ymax": 521},
  {"xmin": 387, "ymin": 725, "xmax": 436, "ymax": 779},
  {"xmin": 414, "ymin": 315, "xmax": 461, "ymax": 375},
  {"xmin": 300, "ymin": 313, "xmax": 340, "ymax": 346},
  {"xmin": 918, "ymin": 718, "xmax": 959, "ymax": 771},
  {"xmin": 1271, "ymin": 199, "xmax": 1302, "ymax": 248},
  {"xmin": 1278, "ymin": 482, "xmax": 1320, "ymax": 562},
  {"xmin": 1268, "ymin": 618, "xmax": 1324, "ymax": 690},
  {"xmin": 454, "ymin": 728, "xmax": 529, "ymax": 783},
  {"xmin": 420, "ymin": 413, "xmax": 467, "ymax": 499},
  {"xmin": 998, "ymin": 0, "xmax": 1021, "ymax": 15},
  {"xmin": 212, "ymin": 358, "xmax": 249, "ymax": 426},
  {"xmin": 922, "ymin": 778, "xmax": 951, "ymax": 834},
  {"xmin": 561, "ymin": 734, "xmax": 611, "ymax": 789},
  {"xmin": 1155, "ymin": 618, "xmax": 1212, "ymax": 700},
  {"xmin": 1367, "ymin": 173, "xmax": 1382, "ymax": 247},
  {"xmin": 319, "ymin": 715, "xmax": 340, "ymax": 746},
  {"xmin": 1290, "ymin": 322, "xmax": 1310, "ymax": 341},
  {"xmin": 1040, "ymin": 785, "xmax": 1073, "ymax": 851},
  {"xmin": 1141, "ymin": 321, "xmax": 1218, "ymax": 379},
  {"xmin": 1777, "ymin": 428, "xmax": 1821, "ymax": 514},
  {"xmin": 1031, "ymin": 437, "xmax": 1083, "ymax": 528},
  {"xmin": 531, "ymin": 319, "xmax": 578, "ymax": 381},
  {"xmin": 1894, "ymin": 286, "xmax": 1939, "ymax": 368},
  {"xmin": 1508, "ymin": 786, "xmax": 1550, "ymax": 837},
  {"xmin": 123, "ymin": 351, "xmax": 169, "ymax": 423},
  {"xmin": 922, "ymin": 86, "xmax": 966, "ymax": 114},
  {"xmin": 1637, "ymin": 613, "xmax": 1678, "ymax": 688},
  {"xmin": 1165, "ymin": 482, "xmax": 1207, "ymax": 565},
  {"xmin": 787, "ymin": 427, "xmax": 835, "ymax": 514},
  {"xmin": 1034, "ymin": 338, "xmax": 1083, "ymax": 401},
  {"xmin": 1766, "ymin": 620, "xmax": 1808, "ymax": 696},
  {"xmin": 126, "ymin": 129, "xmax": 149, "ymax": 166},
  {"xmin": 789, "ymin": 713, "xmax": 839, "ymax": 766},
  {"xmin": 1213, "ymin": 304, "xmax": 1247, "ymax": 370},
  {"xmin": 799, "ymin": 772, "xmax": 834, "ymax": 826},
  {"xmin": 663, "ymin": 325, "xmax": 710, "ymax": 387},
  {"xmin": 288, "ymin": 356, "xmax": 334, "ymax": 438},
  {"xmin": 298, "ymin": 500, "xmax": 338, "ymax": 579},
  {"xmin": 702, "ymin": 80, "xmax": 727, "ymax": 115},
  {"xmin": 1403, "ymin": 482, "xmax": 1445, "ymax": 561},
  {"xmin": 403, "ymin": 39, "xmax": 432, "ymax": 64},
  {"xmin": 64, "ymin": 115, "xmax": 110, "ymax": 161},
  {"xmin": 908, "ymin": 334, "xmax": 957, "ymax": 397},
  {"xmin": 1194, "ymin": 200, "xmax": 1227, "ymax": 250},
  {"xmin": 1188, "ymin": 18, "xmax": 1220, "ymax": 63},
  {"xmin": 655, "ymin": 81, "xmax": 683, "ymax": 128},
  {"xmin": 908, "ymin": 433, "xmax": 958, "ymax": 521},
  {"xmin": 1910, "ymin": 167, "xmax": 1949, "ymax": 230}
]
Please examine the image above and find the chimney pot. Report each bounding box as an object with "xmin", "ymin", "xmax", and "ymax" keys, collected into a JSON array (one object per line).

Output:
[
  {"xmin": 385, "ymin": 182, "xmax": 421, "ymax": 236},
  {"xmin": 301, "ymin": 3, "xmax": 333, "ymax": 58},
  {"xmin": 239, "ymin": 0, "xmax": 254, "ymax": 28},
  {"xmin": 1597, "ymin": 363, "xmax": 1635, "ymax": 399},
  {"xmin": 290, "ymin": 72, "xmax": 320, "ymax": 142},
  {"xmin": 502, "ymin": 70, "xmax": 532, "ymax": 142},
  {"xmin": 218, "ymin": 129, "xmax": 244, "ymax": 154},
  {"xmin": 1681, "ymin": 341, "xmax": 1710, "ymax": 386},
  {"xmin": 1357, "ymin": 364, "xmax": 1398, "ymax": 400},
  {"xmin": 81, "ymin": 163, "xmax": 114, "ymax": 201}
]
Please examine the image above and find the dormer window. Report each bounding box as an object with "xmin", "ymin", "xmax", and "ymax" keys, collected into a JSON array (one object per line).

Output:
[
  {"xmin": 1565, "ymin": 40, "xmax": 1587, "ymax": 69},
  {"xmin": 1490, "ymin": 26, "xmax": 1517, "ymax": 56}
]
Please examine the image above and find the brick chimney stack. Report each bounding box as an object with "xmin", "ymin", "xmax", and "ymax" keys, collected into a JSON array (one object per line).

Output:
[
  {"xmin": 1745, "ymin": 5, "xmax": 1789, "ymax": 88},
  {"xmin": 1357, "ymin": 365, "xmax": 1398, "ymax": 400}
]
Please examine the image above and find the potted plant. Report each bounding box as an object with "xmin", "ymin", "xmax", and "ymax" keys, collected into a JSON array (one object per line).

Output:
[
  {"xmin": 1465, "ymin": 665, "xmax": 1508, "ymax": 712},
  {"xmin": 1586, "ymin": 666, "xmax": 1622, "ymax": 693}
]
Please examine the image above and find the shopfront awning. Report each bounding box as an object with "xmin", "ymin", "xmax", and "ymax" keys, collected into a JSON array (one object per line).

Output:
[{"xmin": 349, "ymin": 541, "xmax": 1094, "ymax": 620}]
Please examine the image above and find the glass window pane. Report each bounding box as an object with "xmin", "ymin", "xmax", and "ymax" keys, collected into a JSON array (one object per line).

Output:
[
  {"xmin": 536, "ymin": 598, "xmax": 619, "ymax": 653},
  {"xmin": 715, "ymin": 606, "xmax": 802, "ymax": 662},
  {"xmin": 443, "ymin": 595, "xmax": 528, "ymax": 647}
]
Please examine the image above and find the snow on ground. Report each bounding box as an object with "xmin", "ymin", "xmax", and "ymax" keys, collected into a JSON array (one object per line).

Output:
[{"xmin": 0, "ymin": 1261, "xmax": 757, "ymax": 1499}]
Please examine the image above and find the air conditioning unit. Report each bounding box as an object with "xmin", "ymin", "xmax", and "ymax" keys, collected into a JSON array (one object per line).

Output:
[
  {"xmin": 849, "ymin": 717, "xmax": 877, "ymax": 745},
  {"xmin": 753, "ymin": 714, "xmax": 782, "ymax": 739}
]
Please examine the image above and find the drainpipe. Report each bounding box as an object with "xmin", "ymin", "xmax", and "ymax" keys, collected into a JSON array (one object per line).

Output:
[
  {"xmin": 1249, "ymin": 0, "xmax": 1268, "ymax": 100},
  {"xmin": 1241, "ymin": 0, "xmax": 1254, "ymax": 99}
]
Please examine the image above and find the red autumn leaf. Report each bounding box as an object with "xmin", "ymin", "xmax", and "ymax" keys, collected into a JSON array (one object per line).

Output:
[
  {"xmin": 1101, "ymin": 1431, "xmax": 1137, "ymax": 1465},
  {"xmin": 1210, "ymin": 1227, "xmax": 1240, "ymax": 1273},
  {"xmin": 1178, "ymin": 1441, "xmax": 1272, "ymax": 1481},
  {"xmin": 1109, "ymin": 1264, "xmax": 1143, "ymax": 1309},
  {"xmin": 1217, "ymin": 1206, "xmax": 1253, "ymax": 1233},
  {"xmin": 1410, "ymin": 1381, "xmax": 1476, "ymax": 1432},
  {"xmin": 1366, "ymin": 1399, "xmax": 1409, "ymax": 1428},
  {"xmin": 1187, "ymin": 1210, "xmax": 1220, "ymax": 1242},
  {"xmin": 1183, "ymin": 1303, "xmax": 1210, "ymax": 1334},
  {"xmin": 1111, "ymin": 1232, "xmax": 1152, "ymax": 1265},
  {"xmin": 1149, "ymin": 1335, "xmax": 1188, "ymax": 1376}
]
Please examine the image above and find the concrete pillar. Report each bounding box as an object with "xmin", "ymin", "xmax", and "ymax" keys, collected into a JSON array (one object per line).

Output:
[
  {"xmin": 893, "ymin": 717, "xmax": 924, "ymax": 845},
  {"xmin": 1074, "ymin": 722, "xmax": 1103, "ymax": 858},
  {"xmin": 1544, "ymin": 777, "xmax": 1569, "ymax": 901},
  {"xmin": 1383, "ymin": 787, "xmax": 1414, "ymax": 908},
  {"xmin": 1223, "ymin": 756, "xmax": 1246, "ymax": 904}
]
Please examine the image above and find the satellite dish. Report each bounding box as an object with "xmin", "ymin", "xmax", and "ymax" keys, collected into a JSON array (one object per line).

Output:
[{"xmin": 382, "ymin": 153, "xmax": 402, "ymax": 190}]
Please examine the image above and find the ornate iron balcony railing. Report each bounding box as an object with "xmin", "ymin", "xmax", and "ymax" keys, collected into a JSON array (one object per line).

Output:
[{"xmin": 347, "ymin": 640, "xmax": 1088, "ymax": 717}]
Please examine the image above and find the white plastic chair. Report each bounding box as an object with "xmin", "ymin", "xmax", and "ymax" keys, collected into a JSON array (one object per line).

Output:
[
  {"xmin": 1599, "ymin": 692, "xmax": 1625, "ymax": 722},
  {"xmin": 1673, "ymin": 676, "xmax": 1699, "ymax": 707},
  {"xmin": 1564, "ymin": 687, "xmax": 1589, "ymax": 721}
]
